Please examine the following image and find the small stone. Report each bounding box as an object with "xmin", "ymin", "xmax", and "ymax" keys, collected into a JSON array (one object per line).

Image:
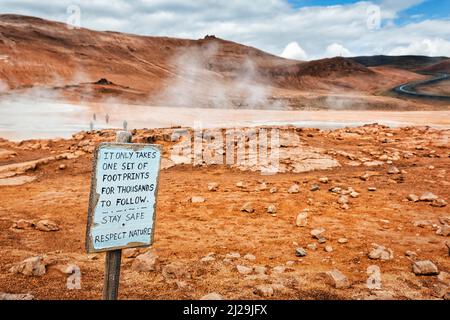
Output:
[
  {"xmin": 191, "ymin": 196, "xmax": 205, "ymax": 203},
  {"xmin": 243, "ymin": 254, "xmax": 256, "ymax": 261},
  {"xmin": 241, "ymin": 202, "xmax": 254, "ymax": 213},
  {"xmin": 225, "ymin": 252, "xmax": 241, "ymax": 259},
  {"xmin": 338, "ymin": 238, "xmax": 348, "ymax": 244},
  {"xmin": 350, "ymin": 191, "xmax": 360, "ymax": 198},
  {"xmin": 329, "ymin": 187, "xmax": 342, "ymax": 194},
  {"xmin": 9, "ymin": 256, "xmax": 46, "ymax": 276},
  {"xmin": 162, "ymin": 262, "xmax": 190, "ymax": 280},
  {"xmin": 236, "ymin": 265, "xmax": 253, "ymax": 275},
  {"xmin": 36, "ymin": 220, "xmax": 59, "ymax": 232},
  {"xmin": 254, "ymin": 285, "xmax": 274, "ymax": 297},
  {"xmin": 236, "ymin": 181, "xmax": 245, "ymax": 188},
  {"xmin": 254, "ymin": 266, "xmax": 267, "ymax": 274},
  {"xmin": 368, "ymin": 187, "xmax": 377, "ymax": 192},
  {"xmin": 267, "ymin": 204, "xmax": 277, "ymax": 214},
  {"xmin": 288, "ymin": 184, "xmax": 300, "ymax": 194},
  {"xmin": 207, "ymin": 182, "xmax": 219, "ymax": 191},
  {"xmin": 200, "ymin": 255, "xmax": 215, "ymax": 263},
  {"xmin": 324, "ymin": 246, "xmax": 333, "ymax": 253},
  {"xmin": 295, "ymin": 247, "xmax": 307, "ymax": 257},
  {"xmin": 200, "ymin": 292, "xmax": 223, "ymax": 300},
  {"xmin": 311, "ymin": 228, "xmax": 325, "ymax": 239},
  {"xmin": 310, "ymin": 184, "xmax": 320, "ymax": 192},
  {"xmin": 296, "ymin": 210, "xmax": 308, "ymax": 227},
  {"xmin": 269, "ymin": 187, "xmax": 278, "ymax": 194},
  {"xmin": 272, "ymin": 266, "xmax": 286, "ymax": 273},
  {"xmin": 319, "ymin": 177, "xmax": 329, "ymax": 184},
  {"xmin": 338, "ymin": 195, "xmax": 349, "ymax": 205},
  {"xmin": 12, "ymin": 219, "xmax": 35, "ymax": 230},
  {"xmin": 307, "ymin": 243, "xmax": 317, "ymax": 251},
  {"xmin": 131, "ymin": 251, "xmax": 158, "ymax": 272},
  {"xmin": 431, "ymin": 199, "xmax": 447, "ymax": 208},
  {"xmin": 412, "ymin": 260, "xmax": 439, "ymax": 276},
  {"xmin": 123, "ymin": 248, "xmax": 140, "ymax": 258},
  {"xmin": 325, "ymin": 269, "xmax": 350, "ymax": 289},
  {"xmin": 0, "ymin": 292, "xmax": 34, "ymax": 300},
  {"xmin": 368, "ymin": 244, "xmax": 394, "ymax": 261},
  {"xmin": 360, "ymin": 173, "xmax": 370, "ymax": 181},
  {"xmin": 436, "ymin": 225, "xmax": 450, "ymax": 236},
  {"xmin": 387, "ymin": 166, "xmax": 400, "ymax": 174},
  {"xmin": 405, "ymin": 250, "xmax": 417, "ymax": 258},
  {"xmin": 407, "ymin": 194, "xmax": 419, "ymax": 202},
  {"xmin": 59, "ymin": 164, "xmax": 66, "ymax": 170},
  {"xmin": 419, "ymin": 192, "xmax": 438, "ymax": 202}
]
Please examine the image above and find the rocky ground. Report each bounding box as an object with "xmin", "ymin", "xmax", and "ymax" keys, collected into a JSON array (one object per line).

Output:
[{"xmin": 0, "ymin": 124, "xmax": 449, "ymax": 300}]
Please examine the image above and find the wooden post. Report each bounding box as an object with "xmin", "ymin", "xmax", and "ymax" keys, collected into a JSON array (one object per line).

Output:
[{"xmin": 102, "ymin": 130, "xmax": 132, "ymax": 300}]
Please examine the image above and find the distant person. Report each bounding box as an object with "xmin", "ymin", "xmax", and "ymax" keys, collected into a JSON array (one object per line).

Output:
[
  {"xmin": 105, "ymin": 113, "xmax": 110, "ymax": 124},
  {"xmin": 89, "ymin": 121, "xmax": 94, "ymax": 131},
  {"xmin": 123, "ymin": 120, "xmax": 128, "ymax": 131},
  {"xmin": 93, "ymin": 113, "xmax": 96, "ymax": 121}
]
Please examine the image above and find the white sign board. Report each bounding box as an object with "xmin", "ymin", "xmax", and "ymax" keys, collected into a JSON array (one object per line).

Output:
[{"xmin": 86, "ymin": 143, "xmax": 161, "ymax": 253}]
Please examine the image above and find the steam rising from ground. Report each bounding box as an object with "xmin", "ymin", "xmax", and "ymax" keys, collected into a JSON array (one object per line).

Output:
[{"xmin": 154, "ymin": 42, "xmax": 285, "ymax": 110}]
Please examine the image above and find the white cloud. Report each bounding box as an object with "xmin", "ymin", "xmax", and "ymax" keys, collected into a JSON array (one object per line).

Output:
[
  {"xmin": 280, "ymin": 42, "xmax": 308, "ymax": 60},
  {"xmin": 0, "ymin": 0, "xmax": 449, "ymax": 59},
  {"xmin": 389, "ymin": 38, "xmax": 450, "ymax": 57},
  {"xmin": 325, "ymin": 43, "xmax": 352, "ymax": 58}
]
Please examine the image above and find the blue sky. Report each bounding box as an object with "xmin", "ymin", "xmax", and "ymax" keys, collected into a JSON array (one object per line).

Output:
[{"xmin": 1, "ymin": 0, "xmax": 449, "ymax": 59}]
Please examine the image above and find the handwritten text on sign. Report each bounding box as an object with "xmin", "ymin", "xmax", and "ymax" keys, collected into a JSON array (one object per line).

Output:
[{"xmin": 86, "ymin": 143, "xmax": 161, "ymax": 252}]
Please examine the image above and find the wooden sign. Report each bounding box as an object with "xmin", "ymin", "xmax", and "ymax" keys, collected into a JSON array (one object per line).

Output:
[{"xmin": 86, "ymin": 141, "xmax": 161, "ymax": 253}]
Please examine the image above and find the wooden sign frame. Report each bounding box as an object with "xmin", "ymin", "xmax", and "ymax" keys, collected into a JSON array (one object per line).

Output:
[{"xmin": 85, "ymin": 142, "xmax": 162, "ymax": 254}]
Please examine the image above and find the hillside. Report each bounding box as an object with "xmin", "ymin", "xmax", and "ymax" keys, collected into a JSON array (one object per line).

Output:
[{"xmin": 0, "ymin": 14, "xmax": 443, "ymax": 110}]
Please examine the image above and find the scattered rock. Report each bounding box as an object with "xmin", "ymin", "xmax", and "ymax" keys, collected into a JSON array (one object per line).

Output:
[
  {"xmin": 337, "ymin": 195, "xmax": 349, "ymax": 205},
  {"xmin": 191, "ymin": 196, "xmax": 206, "ymax": 203},
  {"xmin": 241, "ymin": 202, "xmax": 254, "ymax": 213},
  {"xmin": 324, "ymin": 246, "xmax": 333, "ymax": 253},
  {"xmin": 436, "ymin": 225, "xmax": 450, "ymax": 237},
  {"xmin": 0, "ymin": 176, "xmax": 36, "ymax": 186},
  {"xmin": 368, "ymin": 187, "xmax": 377, "ymax": 192},
  {"xmin": 368, "ymin": 244, "xmax": 394, "ymax": 261},
  {"xmin": 412, "ymin": 260, "xmax": 439, "ymax": 276},
  {"xmin": 200, "ymin": 255, "xmax": 215, "ymax": 263},
  {"xmin": 0, "ymin": 292, "xmax": 34, "ymax": 300},
  {"xmin": 200, "ymin": 292, "xmax": 223, "ymax": 300},
  {"xmin": 307, "ymin": 243, "xmax": 317, "ymax": 251},
  {"xmin": 59, "ymin": 164, "xmax": 66, "ymax": 170},
  {"xmin": 162, "ymin": 262, "xmax": 190, "ymax": 280},
  {"xmin": 236, "ymin": 265, "xmax": 253, "ymax": 275},
  {"xmin": 288, "ymin": 184, "xmax": 300, "ymax": 194},
  {"xmin": 243, "ymin": 254, "xmax": 256, "ymax": 261},
  {"xmin": 225, "ymin": 252, "xmax": 241, "ymax": 259},
  {"xmin": 310, "ymin": 184, "xmax": 320, "ymax": 192},
  {"xmin": 350, "ymin": 191, "xmax": 360, "ymax": 198},
  {"xmin": 35, "ymin": 220, "xmax": 59, "ymax": 232},
  {"xmin": 319, "ymin": 177, "xmax": 329, "ymax": 184},
  {"xmin": 272, "ymin": 266, "xmax": 286, "ymax": 274},
  {"xmin": 207, "ymin": 182, "xmax": 219, "ymax": 192},
  {"xmin": 254, "ymin": 266, "xmax": 267, "ymax": 274},
  {"xmin": 405, "ymin": 250, "xmax": 417, "ymax": 258},
  {"xmin": 295, "ymin": 247, "xmax": 307, "ymax": 257},
  {"xmin": 131, "ymin": 251, "xmax": 158, "ymax": 272},
  {"xmin": 311, "ymin": 228, "xmax": 325, "ymax": 239},
  {"xmin": 419, "ymin": 192, "xmax": 438, "ymax": 202},
  {"xmin": 269, "ymin": 187, "xmax": 278, "ymax": 194},
  {"xmin": 431, "ymin": 199, "xmax": 447, "ymax": 208},
  {"xmin": 325, "ymin": 269, "xmax": 350, "ymax": 289},
  {"xmin": 236, "ymin": 181, "xmax": 245, "ymax": 188},
  {"xmin": 407, "ymin": 194, "xmax": 419, "ymax": 202},
  {"xmin": 9, "ymin": 256, "xmax": 46, "ymax": 276},
  {"xmin": 267, "ymin": 204, "xmax": 277, "ymax": 214},
  {"xmin": 387, "ymin": 166, "xmax": 400, "ymax": 174},
  {"xmin": 12, "ymin": 219, "xmax": 35, "ymax": 230},
  {"xmin": 254, "ymin": 285, "xmax": 274, "ymax": 298},
  {"xmin": 338, "ymin": 238, "xmax": 348, "ymax": 244},
  {"xmin": 295, "ymin": 210, "xmax": 308, "ymax": 227}
]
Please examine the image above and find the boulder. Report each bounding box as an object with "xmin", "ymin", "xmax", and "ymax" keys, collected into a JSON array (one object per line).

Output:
[
  {"xmin": 9, "ymin": 256, "xmax": 46, "ymax": 276},
  {"xmin": 325, "ymin": 269, "xmax": 350, "ymax": 289},
  {"xmin": 131, "ymin": 251, "xmax": 158, "ymax": 272},
  {"xmin": 412, "ymin": 260, "xmax": 439, "ymax": 276},
  {"xmin": 36, "ymin": 220, "xmax": 59, "ymax": 232}
]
